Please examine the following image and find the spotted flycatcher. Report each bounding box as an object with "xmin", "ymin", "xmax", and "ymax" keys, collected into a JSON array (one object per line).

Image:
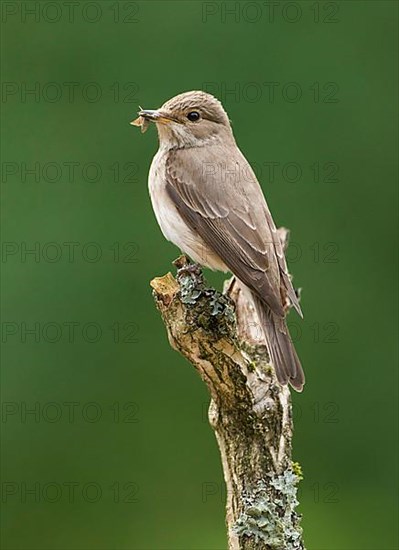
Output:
[{"xmin": 131, "ymin": 91, "xmax": 304, "ymax": 391}]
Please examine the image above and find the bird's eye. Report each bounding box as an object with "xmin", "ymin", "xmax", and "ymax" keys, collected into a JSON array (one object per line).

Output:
[{"xmin": 187, "ymin": 111, "xmax": 200, "ymax": 122}]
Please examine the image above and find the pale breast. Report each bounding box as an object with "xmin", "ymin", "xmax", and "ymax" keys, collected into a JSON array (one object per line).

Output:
[{"xmin": 148, "ymin": 149, "xmax": 228, "ymax": 271}]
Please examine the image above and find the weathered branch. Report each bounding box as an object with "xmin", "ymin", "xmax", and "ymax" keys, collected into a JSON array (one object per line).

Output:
[{"xmin": 150, "ymin": 230, "xmax": 305, "ymax": 550}]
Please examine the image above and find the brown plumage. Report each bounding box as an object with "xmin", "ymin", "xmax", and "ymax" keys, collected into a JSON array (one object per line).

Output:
[{"xmin": 132, "ymin": 91, "xmax": 305, "ymax": 391}]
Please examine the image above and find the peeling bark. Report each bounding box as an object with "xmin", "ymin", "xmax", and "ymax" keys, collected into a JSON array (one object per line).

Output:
[{"xmin": 150, "ymin": 233, "xmax": 305, "ymax": 550}]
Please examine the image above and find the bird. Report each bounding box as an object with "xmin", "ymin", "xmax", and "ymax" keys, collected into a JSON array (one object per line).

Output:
[{"xmin": 131, "ymin": 91, "xmax": 305, "ymax": 391}]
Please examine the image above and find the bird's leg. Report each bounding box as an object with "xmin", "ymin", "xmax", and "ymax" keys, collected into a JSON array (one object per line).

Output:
[{"xmin": 223, "ymin": 275, "xmax": 237, "ymax": 296}]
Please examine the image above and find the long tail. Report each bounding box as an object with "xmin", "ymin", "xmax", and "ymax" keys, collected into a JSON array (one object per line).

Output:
[{"xmin": 252, "ymin": 294, "xmax": 305, "ymax": 392}]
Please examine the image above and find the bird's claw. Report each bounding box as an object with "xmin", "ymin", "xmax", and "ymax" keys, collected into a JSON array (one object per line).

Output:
[
  {"xmin": 176, "ymin": 263, "xmax": 202, "ymax": 281},
  {"xmin": 173, "ymin": 255, "xmax": 203, "ymax": 282}
]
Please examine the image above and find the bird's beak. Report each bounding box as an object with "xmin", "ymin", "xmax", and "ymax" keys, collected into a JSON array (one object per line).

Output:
[
  {"xmin": 132, "ymin": 109, "xmax": 172, "ymax": 124},
  {"xmin": 137, "ymin": 109, "xmax": 161, "ymax": 121},
  {"xmin": 130, "ymin": 108, "xmax": 176, "ymax": 133}
]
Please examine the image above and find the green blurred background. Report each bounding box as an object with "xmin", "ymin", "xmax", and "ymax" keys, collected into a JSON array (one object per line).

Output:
[{"xmin": 1, "ymin": 1, "xmax": 398, "ymax": 548}]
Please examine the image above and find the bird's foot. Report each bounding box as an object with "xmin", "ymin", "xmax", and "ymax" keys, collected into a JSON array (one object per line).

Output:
[
  {"xmin": 177, "ymin": 264, "xmax": 202, "ymax": 279},
  {"xmin": 177, "ymin": 264, "xmax": 202, "ymax": 281},
  {"xmin": 173, "ymin": 255, "xmax": 203, "ymax": 282}
]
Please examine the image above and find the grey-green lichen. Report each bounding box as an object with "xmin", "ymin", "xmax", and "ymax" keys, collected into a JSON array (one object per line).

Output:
[
  {"xmin": 233, "ymin": 469, "xmax": 304, "ymax": 549},
  {"xmin": 177, "ymin": 268, "xmax": 236, "ymax": 338},
  {"xmin": 178, "ymin": 268, "xmax": 204, "ymax": 305}
]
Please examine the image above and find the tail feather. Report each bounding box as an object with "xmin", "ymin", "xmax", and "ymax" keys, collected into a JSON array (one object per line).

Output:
[{"xmin": 253, "ymin": 294, "xmax": 305, "ymax": 392}]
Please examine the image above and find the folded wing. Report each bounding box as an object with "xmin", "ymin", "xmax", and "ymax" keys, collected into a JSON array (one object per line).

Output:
[{"xmin": 165, "ymin": 144, "xmax": 301, "ymax": 318}]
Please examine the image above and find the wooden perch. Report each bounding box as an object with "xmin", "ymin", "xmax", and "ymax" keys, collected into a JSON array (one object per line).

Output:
[{"xmin": 150, "ymin": 229, "xmax": 305, "ymax": 550}]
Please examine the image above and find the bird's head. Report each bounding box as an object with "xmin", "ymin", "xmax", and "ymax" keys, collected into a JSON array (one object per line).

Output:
[{"xmin": 131, "ymin": 91, "xmax": 234, "ymax": 149}]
